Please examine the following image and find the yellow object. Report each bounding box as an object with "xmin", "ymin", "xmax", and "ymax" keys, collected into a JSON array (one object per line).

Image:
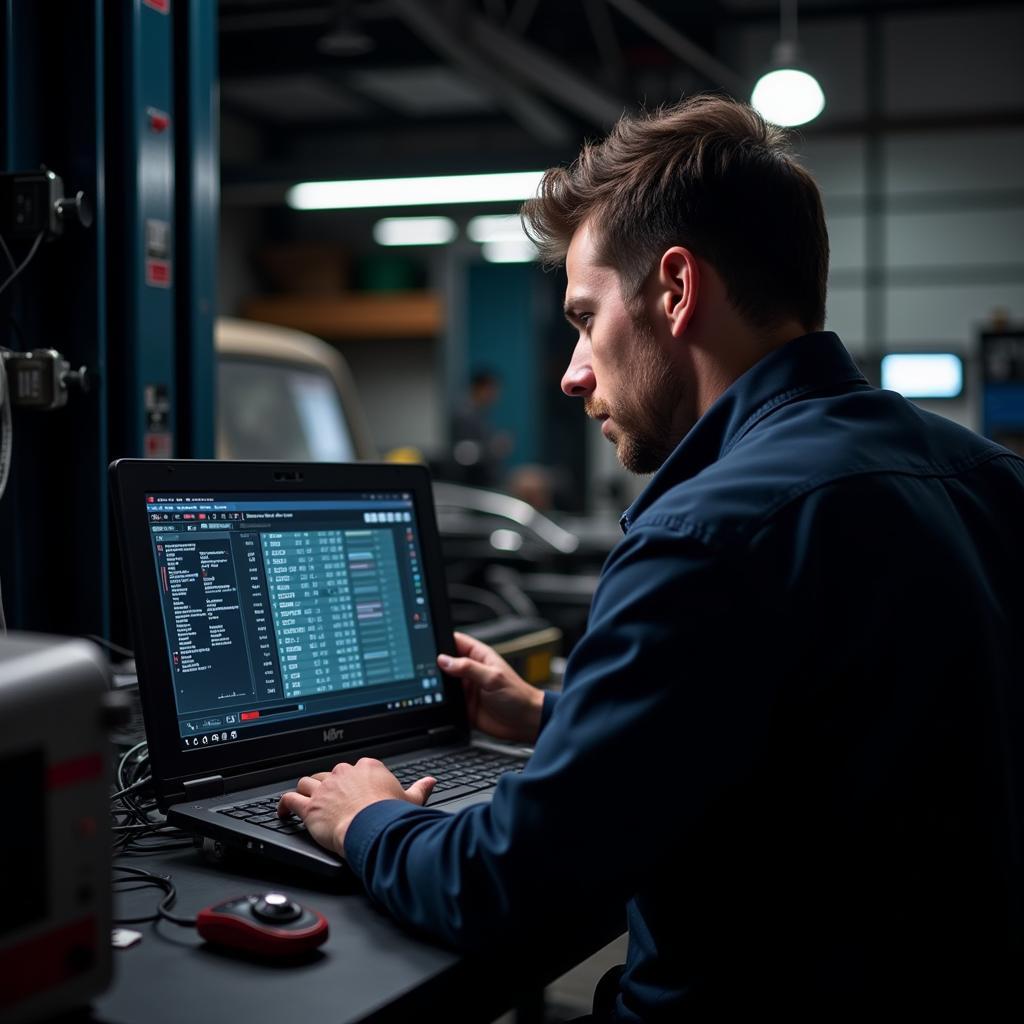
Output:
[
  {"xmin": 386, "ymin": 446, "xmax": 425, "ymax": 464},
  {"xmin": 524, "ymin": 651, "xmax": 553, "ymax": 686}
]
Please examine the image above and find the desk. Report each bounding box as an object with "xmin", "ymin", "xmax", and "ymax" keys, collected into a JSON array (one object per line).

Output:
[{"xmin": 92, "ymin": 844, "xmax": 621, "ymax": 1024}]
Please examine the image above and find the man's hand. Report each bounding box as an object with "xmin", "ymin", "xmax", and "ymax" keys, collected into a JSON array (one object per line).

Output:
[
  {"xmin": 277, "ymin": 759, "xmax": 435, "ymax": 857},
  {"xmin": 438, "ymin": 631, "xmax": 544, "ymax": 745}
]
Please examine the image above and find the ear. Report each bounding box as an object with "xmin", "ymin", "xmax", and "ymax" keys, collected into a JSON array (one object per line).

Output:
[{"xmin": 658, "ymin": 247, "xmax": 699, "ymax": 338}]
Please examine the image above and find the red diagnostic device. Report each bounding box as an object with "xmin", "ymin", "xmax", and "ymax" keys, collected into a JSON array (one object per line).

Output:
[{"xmin": 196, "ymin": 893, "xmax": 328, "ymax": 957}]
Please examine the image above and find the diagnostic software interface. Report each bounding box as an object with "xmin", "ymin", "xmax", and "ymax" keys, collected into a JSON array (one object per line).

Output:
[{"xmin": 145, "ymin": 491, "xmax": 444, "ymax": 752}]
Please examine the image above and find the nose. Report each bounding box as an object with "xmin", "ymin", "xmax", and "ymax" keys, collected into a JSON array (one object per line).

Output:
[{"xmin": 561, "ymin": 338, "xmax": 595, "ymax": 398}]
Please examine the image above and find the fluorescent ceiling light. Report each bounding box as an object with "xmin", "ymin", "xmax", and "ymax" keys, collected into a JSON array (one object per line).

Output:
[
  {"xmin": 482, "ymin": 239, "xmax": 538, "ymax": 263},
  {"xmin": 751, "ymin": 67, "xmax": 825, "ymax": 127},
  {"xmin": 881, "ymin": 353, "xmax": 963, "ymax": 399},
  {"xmin": 287, "ymin": 170, "xmax": 545, "ymax": 210},
  {"xmin": 467, "ymin": 214, "xmax": 527, "ymax": 244},
  {"xmin": 372, "ymin": 216, "xmax": 456, "ymax": 246}
]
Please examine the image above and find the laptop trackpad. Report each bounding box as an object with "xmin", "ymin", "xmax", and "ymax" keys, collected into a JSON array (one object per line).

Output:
[{"xmin": 436, "ymin": 791, "xmax": 492, "ymax": 813}]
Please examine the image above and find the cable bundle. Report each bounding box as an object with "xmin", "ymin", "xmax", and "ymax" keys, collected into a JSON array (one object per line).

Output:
[{"xmin": 110, "ymin": 740, "xmax": 191, "ymax": 855}]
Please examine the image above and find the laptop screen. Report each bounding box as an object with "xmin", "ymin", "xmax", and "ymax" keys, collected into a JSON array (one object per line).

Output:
[{"xmin": 144, "ymin": 489, "xmax": 444, "ymax": 753}]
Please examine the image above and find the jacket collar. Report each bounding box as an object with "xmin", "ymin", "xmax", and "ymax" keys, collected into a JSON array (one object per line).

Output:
[{"xmin": 620, "ymin": 332, "xmax": 867, "ymax": 531}]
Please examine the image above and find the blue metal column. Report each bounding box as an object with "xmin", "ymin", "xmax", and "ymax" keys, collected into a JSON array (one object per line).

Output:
[
  {"xmin": 112, "ymin": 0, "xmax": 177, "ymax": 460},
  {"xmin": 175, "ymin": 0, "xmax": 217, "ymax": 458},
  {"xmin": 465, "ymin": 262, "xmax": 541, "ymax": 470},
  {"xmin": 105, "ymin": 0, "xmax": 180, "ymax": 647}
]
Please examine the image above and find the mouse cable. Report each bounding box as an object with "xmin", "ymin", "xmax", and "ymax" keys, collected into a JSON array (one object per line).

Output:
[{"xmin": 112, "ymin": 864, "xmax": 197, "ymax": 927}]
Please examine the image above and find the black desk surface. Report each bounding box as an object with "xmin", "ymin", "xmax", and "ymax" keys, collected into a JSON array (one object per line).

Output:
[{"xmin": 93, "ymin": 843, "xmax": 619, "ymax": 1024}]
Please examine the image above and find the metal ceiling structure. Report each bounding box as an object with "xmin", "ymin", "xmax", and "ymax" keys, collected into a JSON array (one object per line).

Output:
[
  {"xmin": 219, "ymin": 0, "xmax": 749, "ymax": 197},
  {"xmin": 219, "ymin": 0, "xmax": 1023, "ymax": 203}
]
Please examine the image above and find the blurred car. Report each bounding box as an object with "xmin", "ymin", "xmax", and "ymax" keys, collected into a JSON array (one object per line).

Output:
[{"xmin": 216, "ymin": 316, "xmax": 375, "ymax": 462}]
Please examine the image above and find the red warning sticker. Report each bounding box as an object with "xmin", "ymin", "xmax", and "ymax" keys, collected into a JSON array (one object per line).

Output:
[
  {"xmin": 143, "ymin": 0, "xmax": 170, "ymax": 13},
  {"xmin": 146, "ymin": 258, "xmax": 171, "ymax": 288},
  {"xmin": 144, "ymin": 432, "xmax": 173, "ymax": 458},
  {"xmin": 146, "ymin": 107, "xmax": 171, "ymax": 133}
]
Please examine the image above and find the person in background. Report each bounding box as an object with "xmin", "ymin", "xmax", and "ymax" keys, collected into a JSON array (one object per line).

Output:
[
  {"xmin": 449, "ymin": 369, "xmax": 512, "ymax": 489},
  {"xmin": 281, "ymin": 95, "xmax": 1024, "ymax": 1019}
]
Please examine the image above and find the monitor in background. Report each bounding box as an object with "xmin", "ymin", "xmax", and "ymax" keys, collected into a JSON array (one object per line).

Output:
[{"xmin": 880, "ymin": 352, "xmax": 964, "ymax": 400}]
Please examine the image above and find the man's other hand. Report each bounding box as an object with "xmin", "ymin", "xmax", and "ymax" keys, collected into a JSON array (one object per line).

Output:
[
  {"xmin": 438, "ymin": 632, "xmax": 544, "ymax": 745},
  {"xmin": 277, "ymin": 759, "xmax": 435, "ymax": 857}
]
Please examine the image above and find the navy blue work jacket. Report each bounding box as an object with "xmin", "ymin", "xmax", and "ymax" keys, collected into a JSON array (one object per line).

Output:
[{"xmin": 346, "ymin": 332, "xmax": 1024, "ymax": 1019}]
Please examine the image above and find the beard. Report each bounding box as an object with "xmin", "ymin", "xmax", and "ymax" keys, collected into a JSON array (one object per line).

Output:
[{"xmin": 585, "ymin": 316, "xmax": 687, "ymax": 475}]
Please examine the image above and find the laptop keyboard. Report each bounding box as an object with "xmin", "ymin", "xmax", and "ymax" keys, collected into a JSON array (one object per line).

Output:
[
  {"xmin": 390, "ymin": 748, "xmax": 524, "ymax": 793},
  {"xmin": 216, "ymin": 748, "xmax": 525, "ymax": 834}
]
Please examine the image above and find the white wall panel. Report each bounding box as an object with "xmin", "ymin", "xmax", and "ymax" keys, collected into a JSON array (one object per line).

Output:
[
  {"xmin": 885, "ymin": 284, "xmax": 1024, "ymax": 343},
  {"xmin": 825, "ymin": 286, "xmax": 866, "ymax": 347},
  {"xmin": 885, "ymin": 208, "xmax": 1024, "ymax": 267},
  {"xmin": 826, "ymin": 212, "xmax": 866, "ymax": 272},
  {"xmin": 796, "ymin": 137, "xmax": 866, "ymax": 199},
  {"xmin": 884, "ymin": 129, "xmax": 1024, "ymax": 194},
  {"xmin": 338, "ymin": 339, "xmax": 443, "ymax": 455}
]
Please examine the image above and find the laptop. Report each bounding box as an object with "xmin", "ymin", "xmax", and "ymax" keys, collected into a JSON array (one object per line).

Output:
[{"xmin": 110, "ymin": 459, "xmax": 530, "ymax": 877}]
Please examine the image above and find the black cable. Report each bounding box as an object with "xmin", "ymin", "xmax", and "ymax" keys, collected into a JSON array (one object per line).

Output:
[
  {"xmin": 0, "ymin": 233, "xmax": 16, "ymax": 273},
  {"xmin": 109, "ymin": 742, "xmax": 189, "ymax": 855},
  {"xmin": 0, "ymin": 231, "xmax": 44, "ymax": 298},
  {"xmin": 110, "ymin": 775, "xmax": 152, "ymax": 800},
  {"xmin": 118, "ymin": 838, "xmax": 194, "ymax": 855},
  {"xmin": 112, "ymin": 865, "xmax": 197, "ymax": 927},
  {"xmin": 87, "ymin": 633, "xmax": 135, "ymax": 660}
]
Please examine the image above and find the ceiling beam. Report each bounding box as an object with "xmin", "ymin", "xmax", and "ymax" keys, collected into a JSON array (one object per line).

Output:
[
  {"xmin": 390, "ymin": 0, "xmax": 574, "ymax": 146},
  {"xmin": 604, "ymin": 0, "xmax": 746, "ymax": 95},
  {"xmin": 470, "ymin": 15, "xmax": 626, "ymax": 128},
  {"xmin": 582, "ymin": 0, "xmax": 628, "ymax": 91},
  {"xmin": 506, "ymin": 0, "xmax": 542, "ymax": 36}
]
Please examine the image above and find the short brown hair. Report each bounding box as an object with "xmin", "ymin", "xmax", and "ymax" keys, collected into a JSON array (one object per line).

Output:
[{"xmin": 522, "ymin": 94, "xmax": 829, "ymax": 332}]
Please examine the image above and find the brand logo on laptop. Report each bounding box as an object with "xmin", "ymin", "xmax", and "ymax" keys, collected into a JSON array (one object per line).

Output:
[{"xmin": 322, "ymin": 727, "xmax": 344, "ymax": 743}]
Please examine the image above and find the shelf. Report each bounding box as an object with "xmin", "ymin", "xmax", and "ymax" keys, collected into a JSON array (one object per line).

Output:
[{"xmin": 240, "ymin": 291, "xmax": 443, "ymax": 340}]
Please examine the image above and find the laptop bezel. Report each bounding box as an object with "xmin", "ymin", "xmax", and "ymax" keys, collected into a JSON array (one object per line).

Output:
[{"xmin": 110, "ymin": 459, "xmax": 468, "ymax": 804}]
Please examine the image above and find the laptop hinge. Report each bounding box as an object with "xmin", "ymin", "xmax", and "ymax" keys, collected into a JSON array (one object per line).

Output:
[
  {"xmin": 428, "ymin": 726, "xmax": 457, "ymax": 737},
  {"xmin": 183, "ymin": 775, "xmax": 225, "ymax": 800}
]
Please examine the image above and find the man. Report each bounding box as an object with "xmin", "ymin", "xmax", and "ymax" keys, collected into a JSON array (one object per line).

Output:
[
  {"xmin": 281, "ymin": 96, "xmax": 1024, "ymax": 1018},
  {"xmin": 449, "ymin": 369, "xmax": 512, "ymax": 488}
]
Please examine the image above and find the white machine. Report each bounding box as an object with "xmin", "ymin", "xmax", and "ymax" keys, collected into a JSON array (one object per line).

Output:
[{"xmin": 0, "ymin": 633, "xmax": 112, "ymax": 1023}]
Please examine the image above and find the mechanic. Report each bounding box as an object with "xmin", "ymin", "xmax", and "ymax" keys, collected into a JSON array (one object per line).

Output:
[{"xmin": 280, "ymin": 95, "xmax": 1024, "ymax": 1019}]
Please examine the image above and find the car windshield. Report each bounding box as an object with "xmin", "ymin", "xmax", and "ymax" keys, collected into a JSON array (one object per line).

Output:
[{"xmin": 218, "ymin": 357, "xmax": 356, "ymax": 462}]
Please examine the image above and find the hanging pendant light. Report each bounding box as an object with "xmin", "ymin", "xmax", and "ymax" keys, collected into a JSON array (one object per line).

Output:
[{"xmin": 751, "ymin": 0, "xmax": 825, "ymax": 127}]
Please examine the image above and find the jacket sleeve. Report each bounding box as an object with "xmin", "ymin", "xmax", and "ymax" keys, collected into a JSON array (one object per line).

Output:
[{"xmin": 344, "ymin": 521, "xmax": 778, "ymax": 950}]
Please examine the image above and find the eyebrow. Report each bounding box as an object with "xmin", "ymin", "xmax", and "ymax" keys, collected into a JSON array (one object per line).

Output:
[{"xmin": 563, "ymin": 297, "xmax": 591, "ymax": 323}]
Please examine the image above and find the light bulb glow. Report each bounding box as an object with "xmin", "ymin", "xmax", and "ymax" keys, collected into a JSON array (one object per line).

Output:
[
  {"xmin": 372, "ymin": 216, "xmax": 456, "ymax": 246},
  {"xmin": 751, "ymin": 68, "xmax": 825, "ymax": 127},
  {"xmin": 287, "ymin": 171, "xmax": 545, "ymax": 210}
]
